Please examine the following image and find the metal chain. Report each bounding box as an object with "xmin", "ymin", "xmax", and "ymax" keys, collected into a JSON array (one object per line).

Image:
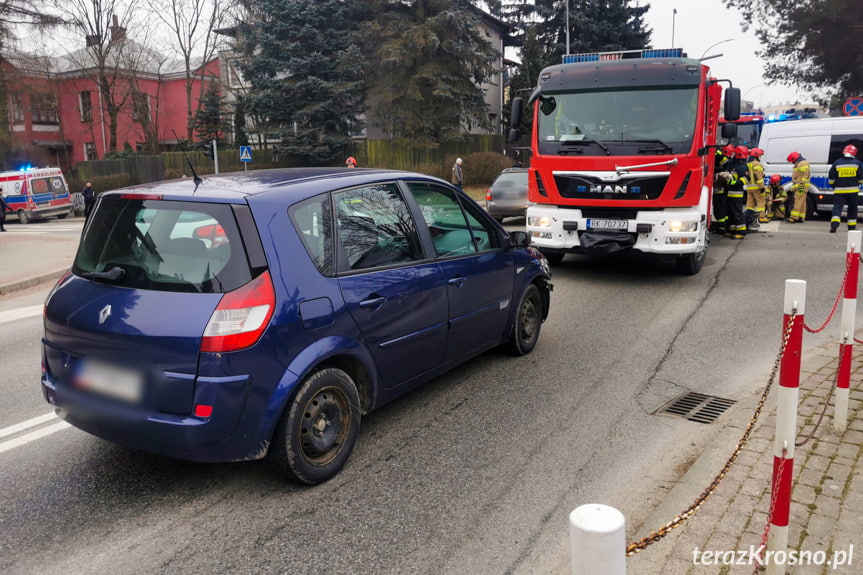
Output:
[
  {"xmin": 625, "ymin": 313, "xmax": 797, "ymax": 556},
  {"xmin": 804, "ymin": 252, "xmax": 853, "ymax": 333},
  {"xmin": 753, "ymin": 446, "xmax": 788, "ymax": 574},
  {"xmin": 795, "ymin": 341, "xmax": 845, "ymax": 447}
]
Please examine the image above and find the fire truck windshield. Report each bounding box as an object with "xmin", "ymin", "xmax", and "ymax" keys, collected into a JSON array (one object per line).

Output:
[{"xmin": 536, "ymin": 87, "xmax": 698, "ymax": 156}]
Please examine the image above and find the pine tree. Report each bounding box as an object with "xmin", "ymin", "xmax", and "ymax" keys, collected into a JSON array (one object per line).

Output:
[
  {"xmin": 504, "ymin": 0, "xmax": 650, "ymax": 65},
  {"xmin": 238, "ymin": 0, "xmax": 365, "ymax": 165},
  {"xmin": 193, "ymin": 82, "xmax": 225, "ymax": 143},
  {"xmin": 359, "ymin": 0, "xmax": 497, "ymax": 143}
]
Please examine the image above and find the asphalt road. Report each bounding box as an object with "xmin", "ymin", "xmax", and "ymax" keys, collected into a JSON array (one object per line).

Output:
[{"xmin": 0, "ymin": 217, "xmax": 847, "ymax": 574}]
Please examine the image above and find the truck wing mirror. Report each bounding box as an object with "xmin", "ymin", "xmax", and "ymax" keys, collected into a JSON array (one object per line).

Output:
[
  {"xmin": 724, "ymin": 87, "xmax": 741, "ymax": 122},
  {"xmin": 721, "ymin": 123, "xmax": 738, "ymax": 140},
  {"xmin": 509, "ymin": 97, "xmax": 524, "ymax": 144}
]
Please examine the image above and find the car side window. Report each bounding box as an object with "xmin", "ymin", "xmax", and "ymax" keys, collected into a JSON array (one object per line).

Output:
[
  {"xmin": 408, "ymin": 182, "xmax": 500, "ymax": 257},
  {"xmin": 333, "ymin": 184, "xmax": 423, "ymax": 271},
  {"xmin": 290, "ymin": 194, "xmax": 334, "ymax": 276}
]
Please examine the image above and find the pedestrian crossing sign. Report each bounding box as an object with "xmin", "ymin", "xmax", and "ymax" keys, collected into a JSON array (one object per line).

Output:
[{"xmin": 240, "ymin": 146, "xmax": 252, "ymax": 162}]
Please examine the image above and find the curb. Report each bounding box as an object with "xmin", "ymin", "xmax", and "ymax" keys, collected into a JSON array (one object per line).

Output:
[{"xmin": 0, "ymin": 268, "xmax": 68, "ymax": 296}]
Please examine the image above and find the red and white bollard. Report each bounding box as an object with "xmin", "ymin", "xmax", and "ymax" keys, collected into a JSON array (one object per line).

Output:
[
  {"xmin": 835, "ymin": 230, "xmax": 860, "ymax": 433},
  {"xmin": 767, "ymin": 279, "xmax": 805, "ymax": 574},
  {"xmin": 569, "ymin": 504, "xmax": 626, "ymax": 575}
]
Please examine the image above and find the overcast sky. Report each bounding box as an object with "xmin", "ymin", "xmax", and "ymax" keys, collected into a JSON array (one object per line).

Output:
[{"xmin": 639, "ymin": 0, "xmax": 804, "ymax": 107}]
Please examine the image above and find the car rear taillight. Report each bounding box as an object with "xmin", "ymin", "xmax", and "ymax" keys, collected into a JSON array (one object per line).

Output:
[
  {"xmin": 486, "ymin": 189, "xmax": 492, "ymax": 201},
  {"xmin": 194, "ymin": 223, "xmax": 227, "ymax": 246},
  {"xmin": 201, "ymin": 270, "xmax": 275, "ymax": 353}
]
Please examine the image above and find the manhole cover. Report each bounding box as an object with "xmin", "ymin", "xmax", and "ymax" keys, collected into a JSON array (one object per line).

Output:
[{"xmin": 655, "ymin": 392, "xmax": 736, "ymax": 424}]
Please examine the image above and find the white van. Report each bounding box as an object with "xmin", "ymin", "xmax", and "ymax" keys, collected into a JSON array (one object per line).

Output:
[{"xmin": 759, "ymin": 117, "xmax": 863, "ymax": 217}]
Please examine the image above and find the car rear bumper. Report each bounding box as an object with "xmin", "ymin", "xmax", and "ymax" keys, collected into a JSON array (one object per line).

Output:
[{"xmin": 41, "ymin": 371, "xmax": 268, "ymax": 462}]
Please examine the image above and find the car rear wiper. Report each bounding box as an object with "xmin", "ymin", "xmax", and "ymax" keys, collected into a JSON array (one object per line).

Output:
[
  {"xmin": 81, "ymin": 266, "xmax": 126, "ymax": 281},
  {"xmin": 559, "ymin": 138, "xmax": 610, "ymax": 155}
]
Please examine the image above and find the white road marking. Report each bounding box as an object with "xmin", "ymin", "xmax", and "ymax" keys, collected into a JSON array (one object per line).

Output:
[
  {"xmin": 0, "ymin": 421, "xmax": 71, "ymax": 453},
  {"xmin": 0, "ymin": 412, "xmax": 59, "ymax": 440},
  {"xmin": 0, "ymin": 305, "xmax": 43, "ymax": 325}
]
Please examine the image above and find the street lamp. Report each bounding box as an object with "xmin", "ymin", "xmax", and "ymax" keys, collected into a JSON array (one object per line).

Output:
[
  {"xmin": 672, "ymin": 9, "xmax": 677, "ymax": 48},
  {"xmin": 700, "ymin": 38, "xmax": 734, "ymax": 60}
]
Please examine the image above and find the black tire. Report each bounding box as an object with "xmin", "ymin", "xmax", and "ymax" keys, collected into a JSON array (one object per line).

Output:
[
  {"xmin": 269, "ymin": 368, "xmax": 361, "ymax": 485},
  {"xmin": 676, "ymin": 250, "xmax": 705, "ymax": 275},
  {"xmin": 806, "ymin": 194, "xmax": 817, "ymax": 219},
  {"xmin": 506, "ymin": 283, "xmax": 543, "ymax": 356},
  {"xmin": 17, "ymin": 210, "xmax": 29, "ymax": 224},
  {"xmin": 542, "ymin": 251, "xmax": 565, "ymax": 266}
]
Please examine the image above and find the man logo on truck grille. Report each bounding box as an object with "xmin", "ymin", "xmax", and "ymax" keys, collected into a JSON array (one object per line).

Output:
[{"xmin": 579, "ymin": 185, "xmax": 641, "ymax": 194}]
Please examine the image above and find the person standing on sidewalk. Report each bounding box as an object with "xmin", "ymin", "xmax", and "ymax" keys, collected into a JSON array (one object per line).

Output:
[
  {"xmin": 0, "ymin": 188, "xmax": 8, "ymax": 231},
  {"xmin": 81, "ymin": 182, "xmax": 96, "ymax": 220},
  {"xmin": 451, "ymin": 157, "xmax": 464, "ymax": 191},
  {"xmin": 787, "ymin": 151, "xmax": 810, "ymax": 223},
  {"xmin": 827, "ymin": 144, "xmax": 863, "ymax": 233}
]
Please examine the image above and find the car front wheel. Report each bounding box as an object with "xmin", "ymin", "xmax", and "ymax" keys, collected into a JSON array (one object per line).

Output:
[
  {"xmin": 269, "ymin": 368, "xmax": 361, "ymax": 485},
  {"xmin": 506, "ymin": 283, "xmax": 543, "ymax": 356}
]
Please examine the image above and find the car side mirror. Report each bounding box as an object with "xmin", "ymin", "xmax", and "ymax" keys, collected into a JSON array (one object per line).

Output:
[{"xmin": 509, "ymin": 230, "xmax": 531, "ymax": 249}]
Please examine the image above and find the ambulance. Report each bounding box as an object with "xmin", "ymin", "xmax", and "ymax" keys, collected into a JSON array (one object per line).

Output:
[{"xmin": 0, "ymin": 167, "xmax": 73, "ymax": 224}]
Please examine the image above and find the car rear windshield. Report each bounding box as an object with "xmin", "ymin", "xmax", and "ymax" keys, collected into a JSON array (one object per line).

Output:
[
  {"xmin": 494, "ymin": 172, "xmax": 528, "ymax": 186},
  {"xmin": 73, "ymin": 198, "xmax": 253, "ymax": 293}
]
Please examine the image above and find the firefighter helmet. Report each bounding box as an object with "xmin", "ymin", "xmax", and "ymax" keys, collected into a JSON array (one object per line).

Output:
[
  {"xmin": 722, "ymin": 144, "xmax": 735, "ymax": 156},
  {"xmin": 769, "ymin": 174, "xmax": 782, "ymax": 185},
  {"xmin": 843, "ymin": 144, "xmax": 858, "ymax": 157},
  {"xmin": 787, "ymin": 151, "xmax": 801, "ymax": 163},
  {"xmin": 734, "ymin": 145, "xmax": 749, "ymax": 159},
  {"xmin": 345, "ymin": 156, "xmax": 357, "ymax": 167},
  {"xmin": 750, "ymin": 148, "xmax": 764, "ymax": 158}
]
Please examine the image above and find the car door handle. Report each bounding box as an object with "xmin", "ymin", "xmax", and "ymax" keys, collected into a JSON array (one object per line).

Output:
[
  {"xmin": 448, "ymin": 276, "xmax": 467, "ymax": 287},
  {"xmin": 358, "ymin": 296, "xmax": 387, "ymax": 309}
]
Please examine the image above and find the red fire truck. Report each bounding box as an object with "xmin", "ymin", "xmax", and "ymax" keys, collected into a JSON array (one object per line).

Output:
[{"xmin": 510, "ymin": 48, "xmax": 741, "ymax": 274}]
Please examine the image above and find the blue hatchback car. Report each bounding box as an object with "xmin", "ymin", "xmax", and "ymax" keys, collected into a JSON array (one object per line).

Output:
[{"xmin": 41, "ymin": 168, "xmax": 552, "ymax": 484}]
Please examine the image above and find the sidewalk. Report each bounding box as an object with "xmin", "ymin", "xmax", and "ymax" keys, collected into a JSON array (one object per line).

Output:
[
  {"xmin": 0, "ymin": 217, "xmax": 82, "ymax": 295},
  {"xmin": 628, "ymin": 341, "xmax": 863, "ymax": 574}
]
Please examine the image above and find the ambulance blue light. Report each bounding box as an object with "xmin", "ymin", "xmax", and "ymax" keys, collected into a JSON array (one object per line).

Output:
[{"xmin": 19, "ymin": 164, "xmax": 35, "ymax": 172}]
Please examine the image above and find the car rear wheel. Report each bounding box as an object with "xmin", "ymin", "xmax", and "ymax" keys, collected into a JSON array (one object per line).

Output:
[
  {"xmin": 269, "ymin": 368, "xmax": 361, "ymax": 484},
  {"xmin": 506, "ymin": 283, "xmax": 542, "ymax": 356},
  {"xmin": 17, "ymin": 210, "xmax": 29, "ymax": 224}
]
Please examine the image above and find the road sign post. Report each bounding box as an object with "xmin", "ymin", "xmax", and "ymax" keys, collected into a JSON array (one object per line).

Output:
[{"xmin": 240, "ymin": 146, "xmax": 252, "ymax": 171}]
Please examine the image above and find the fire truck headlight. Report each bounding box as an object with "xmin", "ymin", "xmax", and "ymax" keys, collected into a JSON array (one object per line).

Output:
[
  {"xmin": 669, "ymin": 220, "xmax": 698, "ymax": 233},
  {"xmin": 528, "ymin": 216, "xmax": 551, "ymax": 228}
]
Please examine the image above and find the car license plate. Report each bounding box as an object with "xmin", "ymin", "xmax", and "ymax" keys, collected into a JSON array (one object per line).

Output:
[
  {"xmin": 587, "ymin": 219, "xmax": 627, "ymax": 230},
  {"xmin": 75, "ymin": 360, "xmax": 143, "ymax": 403}
]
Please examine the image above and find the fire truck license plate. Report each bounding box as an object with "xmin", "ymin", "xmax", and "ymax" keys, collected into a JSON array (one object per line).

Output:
[{"xmin": 587, "ymin": 219, "xmax": 627, "ymax": 230}]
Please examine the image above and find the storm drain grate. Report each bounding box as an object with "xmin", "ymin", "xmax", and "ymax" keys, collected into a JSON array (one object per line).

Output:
[{"xmin": 655, "ymin": 392, "xmax": 736, "ymax": 424}]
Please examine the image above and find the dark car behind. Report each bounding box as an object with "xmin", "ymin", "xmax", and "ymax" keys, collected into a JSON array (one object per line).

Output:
[{"xmin": 486, "ymin": 168, "xmax": 529, "ymax": 222}]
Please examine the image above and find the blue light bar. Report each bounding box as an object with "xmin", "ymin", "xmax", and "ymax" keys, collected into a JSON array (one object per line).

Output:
[{"xmin": 563, "ymin": 48, "xmax": 685, "ymax": 64}]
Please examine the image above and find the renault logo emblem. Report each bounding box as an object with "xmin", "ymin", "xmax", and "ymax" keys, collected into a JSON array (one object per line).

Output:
[{"xmin": 99, "ymin": 304, "xmax": 112, "ymax": 324}]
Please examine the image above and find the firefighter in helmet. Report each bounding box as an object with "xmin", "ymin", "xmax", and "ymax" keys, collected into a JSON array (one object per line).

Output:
[
  {"xmin": 787, "ymin": 151, "xmax": 810, "ymax": 223},
  {"xmin": 725, "ymin": 145, "xmax": 750, "ymax": 239},
  {"xmin": 745, "ymin": 148, "xmax": 766, "ymax": 226},
  {"xmin": 765, "ymin": 174, "xmax": 788, "ymax": 221},
  {"xmin": 711, "ymin": 144, "xmax": 735, "ymax": 234},
  {"xmin": 345, "ymin": 156, "xmax": 357, "ymax": 168},
  {"xmin": 827, "ymin": 144, "xmax": 863, "ymax": 233}
]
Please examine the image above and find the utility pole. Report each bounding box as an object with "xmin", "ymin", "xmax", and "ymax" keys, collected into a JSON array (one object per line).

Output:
[{"xmin": 212, "ymin": 139, "xmax": 219, "ymax": 175}]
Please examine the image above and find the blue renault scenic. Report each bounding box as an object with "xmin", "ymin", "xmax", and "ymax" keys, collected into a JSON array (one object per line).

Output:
[{"xmin": 41, "ymin": 168, "xmax": 552, "ymax": 484}]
